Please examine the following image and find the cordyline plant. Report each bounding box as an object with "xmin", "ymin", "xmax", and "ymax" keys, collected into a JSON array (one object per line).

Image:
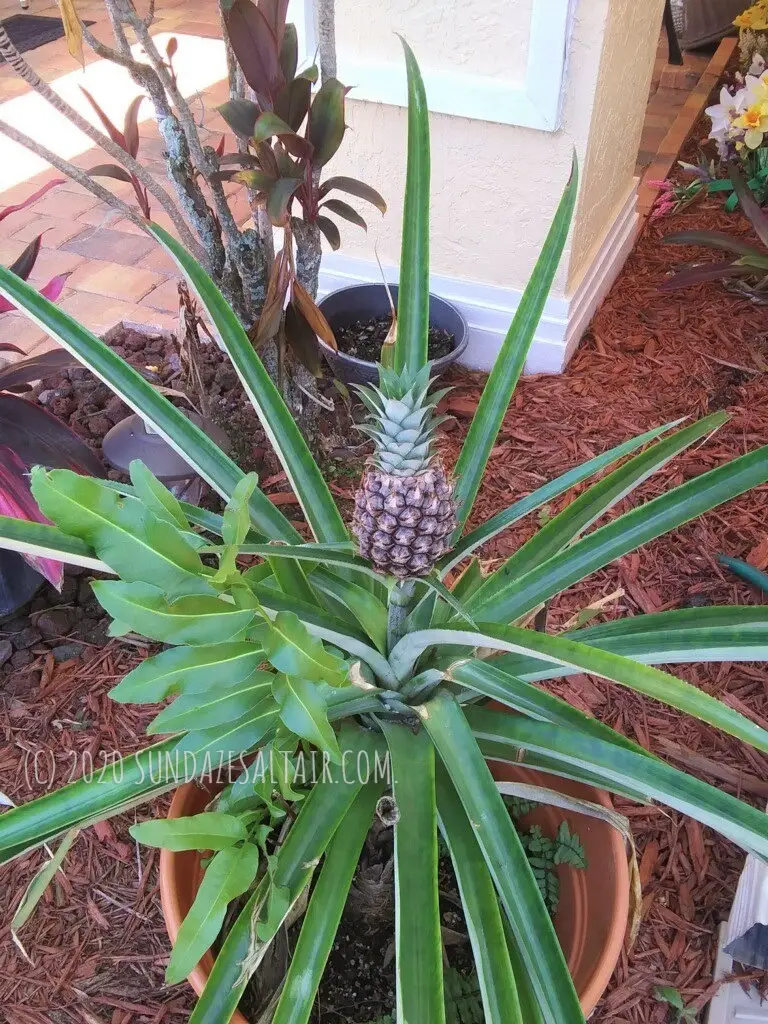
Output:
[
  {"xmin": 0, "ymin": 180, "xmax": 102, "ymax": 590},
  {"xmin": 0, "ymin": 346, "xmax": 103, "ymax": 589},
  {"xmin": 0, "ymin": 0, "xmax": 383, "ymax": 425},
  {"xmin": 0, "ymin": 179, "xmax": 70, "ymax": 312},
  {"xmin": 3, "ymin": 44, "xmax": 768, "ymax": 1024},
  {"xmin": 663, "ymin": 159, "xmax": 768, "ymax": 302}
]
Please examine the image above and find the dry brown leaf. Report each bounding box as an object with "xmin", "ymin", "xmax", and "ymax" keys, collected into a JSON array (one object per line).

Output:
[{"xmin": 57, "ymin": 0, "xmax": 84, "ymax": 65}]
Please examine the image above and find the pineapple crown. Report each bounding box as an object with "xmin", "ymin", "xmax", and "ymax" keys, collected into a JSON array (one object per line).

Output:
[{"xmin": 354, "ymin": 363, "xmax": 451, "ymax": 476}]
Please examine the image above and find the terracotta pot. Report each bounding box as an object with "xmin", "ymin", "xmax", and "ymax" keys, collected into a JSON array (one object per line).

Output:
[{"xmin": 160, "ymin": 764, "xmax": 628, "ymax": 1021}]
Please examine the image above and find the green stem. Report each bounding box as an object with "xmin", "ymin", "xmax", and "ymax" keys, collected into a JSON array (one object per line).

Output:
[{"xmin": 387, "ymin": 579, "xmax": 418, "ymax": 664}]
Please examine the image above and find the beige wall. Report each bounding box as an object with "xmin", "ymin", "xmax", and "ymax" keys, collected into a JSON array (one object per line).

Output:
[
  {"xmin": 568, "ymin": 0, "xmax": 666, "ymax": 290},
  {"xmin": 326, "ymin": 0, "xmax": 664, "ymax": 303},
  {"xmin": 335, "ymin": 0, "xmax": 533, "ymax": 84}
]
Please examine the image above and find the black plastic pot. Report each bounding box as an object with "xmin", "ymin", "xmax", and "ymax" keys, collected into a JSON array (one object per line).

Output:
[
  {"xmin": 318, "ymin": 283, "xmax": 468, "ymax": 385},
  {"xmin": 0, "ymin": 549, "xmax": 42, "ymax": 618}
]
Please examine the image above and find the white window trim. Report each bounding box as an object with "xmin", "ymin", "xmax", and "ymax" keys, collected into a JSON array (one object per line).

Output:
[{"xmin": 289, "ymin": 0, "xmax": 576, "ymax": 131}]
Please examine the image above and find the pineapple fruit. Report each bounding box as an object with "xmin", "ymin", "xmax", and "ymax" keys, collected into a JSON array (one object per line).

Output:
[{"xmin": 352, "ymin": 365, "xmax": 457, "ymax": 578}]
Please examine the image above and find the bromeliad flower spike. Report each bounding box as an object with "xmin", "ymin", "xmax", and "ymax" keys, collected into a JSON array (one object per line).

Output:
[{"xmin": 3, "ymin": 39, "xmax": 768, "ymax": 1024}]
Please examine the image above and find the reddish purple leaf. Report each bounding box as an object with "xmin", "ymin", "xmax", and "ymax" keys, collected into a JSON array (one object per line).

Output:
[
  {"xmin": 274, "ymin": 76, "xmax": 312, "ymax": 132},
  {"xmin": 257, "ymin": 0, "xmax": 289, "ymax": 43},
  {"xmin": 0, "ymin": 178, "xmax": 65, "ymax": 223},
  {"xmin": 215, "ymin": 134, "xmax": 226, "ymax": 158},
  {"xmin": 319, "ymin": 198, "xmax": 367, "ymax": 230},
  {"xmin": 8, "ymin": 234, "xmax": 43, "ymax": 281},
  {"xmin": 265, "ymin": 176, "xmax": 302, "ymax": 225},
  {"xmin": 252, "ymin": 111, "xmax": 311, "ymax": 157},
  {"xmin": 0, "ymin": 272, "xmax": 74, "ymax": 317},
  {"xmin": 316, "ymin": 213, "xmax": 341, "ymax": 250},
  {"xmin": 0, "ymin": 446, "xmax": 63, "ymax": 589},
  {"xmin": 39, "ymin": 273, "xmax": 70, "ymax": 303},
  {"xmin": 87, "ymin": 162, "xmax": 133, "ymax": 183},
  {"xmin": 80, "ymin": 86, "xmax": 127, "ymax": 150},
  {"xmin": 278, "ymin": 21, "xmax": 298, "ymax": 82},
  {"xmin": 256, "ymin": 141, "xmax": 280, "ymax": 179},
  {"xmin": 319, "ymin": 176, "xmax": 387, "ymax": 214},
  {"xmin": 0, "ymin": 394, "xmax": 105, "ymax": 476},
  {"xmin": 123, "ymin": 95, "xmax": 145, "ymax": 159},
  {"xmin": 0, "ymin": 343, "xmax": 25, "ymax": 355},
  {"xmin": 0, "ymin": 349, "xmax": 80, "ymax": 392},
  {"xmin": 224, "ymin": 0, "xmax": 284, "ymax": 103}
]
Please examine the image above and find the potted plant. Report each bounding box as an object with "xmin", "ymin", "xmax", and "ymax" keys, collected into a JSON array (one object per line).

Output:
[
  {"xmin": 318, "ymin": 283, "xmax": 469, "ymax": 385},
  {"xmin": 159, "ymin": 762, "xmax": 629, "ymax": 1020},
  {"xmin": 2, "ymin": 42, "xmax": 768, "ymax": 1024}
]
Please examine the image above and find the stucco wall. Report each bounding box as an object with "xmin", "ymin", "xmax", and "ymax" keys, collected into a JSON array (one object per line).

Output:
[
  {"xmin": 324, "ymin": 0, "xmax": 663, "ymax": 307},
  {"xmin": 335, "ymin": 0, "xmax": 533, "ymax": 84},
  {"xmin": 568, "ymin": 0, "xmax": 666, "ymax": 290}
]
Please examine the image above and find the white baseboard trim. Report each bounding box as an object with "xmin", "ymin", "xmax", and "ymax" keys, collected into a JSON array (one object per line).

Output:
[{"xmin": 318, "ymin": 182, "xmax": 639, "ymax": 374}]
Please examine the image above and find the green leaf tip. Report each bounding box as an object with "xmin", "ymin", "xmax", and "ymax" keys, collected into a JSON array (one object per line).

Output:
[{"xmin": 394, "ymin": 36, "xmax": 431, "ymax": 377}]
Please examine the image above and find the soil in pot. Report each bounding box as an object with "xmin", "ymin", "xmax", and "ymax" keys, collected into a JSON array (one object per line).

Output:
[
  {"xmin": 235, "ymin": 799, "xmax": 586, "ymax": 1023},
  {"xmin": 163, "ymin": 766, "xmax": 626, "ymax": 1021},
  {"xmin": 334, "ymin": 315, "xmax": 455, "ymax": 362}
]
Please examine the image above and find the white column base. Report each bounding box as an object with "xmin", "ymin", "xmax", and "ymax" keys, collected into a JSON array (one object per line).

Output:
[{"xmin": 318, "ymin": 182, "xmax": 639, "ymax": 375}]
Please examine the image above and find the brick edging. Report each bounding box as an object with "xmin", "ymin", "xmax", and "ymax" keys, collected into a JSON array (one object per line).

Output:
[{"xmin": 638, "ymin": 35, "xmax": 738, "ymax": 217}]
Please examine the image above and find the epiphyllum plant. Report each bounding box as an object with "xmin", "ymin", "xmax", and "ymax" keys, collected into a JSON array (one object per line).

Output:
[{"xmin": 4, "ymin": 43, "xmax": 768, "ymax": 1024}]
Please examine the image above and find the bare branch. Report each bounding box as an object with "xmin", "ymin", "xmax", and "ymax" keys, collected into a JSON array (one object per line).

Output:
[
  {"xmin": 80, "ymin": 22, "xmax": 140, "ymax": 70},
  {"xmin": 0, "ymin": 22, "xmax": 203, "ymax": 261},
  {"xmin": 0, "ymin": 117, "xmax": 148, "ymax": 230},
  {"xmin": 122, "ymin": 6, "xmax": 243, "ymax": 247},
  {"xmin": 96, "ymin": 0, "xmax": 229, "ymax": 276}
]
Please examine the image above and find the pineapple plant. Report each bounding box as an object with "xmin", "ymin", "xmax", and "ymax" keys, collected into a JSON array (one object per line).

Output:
[
  {"xmin": 3, "ymin": 38, "xmax": 768, "ymax": 1024},
  {"xmin": 353, "ymin": 365, "xmax": 456, "ymax": 578}
]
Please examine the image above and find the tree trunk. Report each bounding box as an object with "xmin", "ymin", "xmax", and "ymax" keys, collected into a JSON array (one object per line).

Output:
[{"xmin": 315, "ymin": 0, "xmax": 337, "ymax": 80}]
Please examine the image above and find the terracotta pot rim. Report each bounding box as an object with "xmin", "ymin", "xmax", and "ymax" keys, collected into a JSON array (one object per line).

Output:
[
  {"xmin": 564, "ymin": 775, "xmax": 629, "ymax": 1013},
  {"xmin": 160, "ymin": 768, "xmax": 629, "ymax": 1021}
]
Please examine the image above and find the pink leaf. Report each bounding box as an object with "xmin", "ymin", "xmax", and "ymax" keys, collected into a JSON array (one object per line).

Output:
[
  {"xmin": 0, "ymin": 178, "xmax": 65, "ymax": 223},
  {"xmin": 0, "ymin": 447, "xmax": 63, "ymax": 589},
  {"xmin": 0, "ymin": 273, "xmax": 70, "ymax": 317},
  {"xmin": 39, "ymin": 273, "xmax": 71, "ymax": 303}
]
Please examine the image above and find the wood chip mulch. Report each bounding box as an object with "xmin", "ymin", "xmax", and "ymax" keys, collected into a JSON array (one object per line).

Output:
[
  {"xmin": 4, "ymin": 183, "xmax": 768, "ymax": 1022},
  {"xmin": 0, "ymin": 644, "xmax": 194, "ymax": 1024}
]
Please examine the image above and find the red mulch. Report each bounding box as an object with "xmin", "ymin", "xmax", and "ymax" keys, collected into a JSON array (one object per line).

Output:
[
  {"xmin": 436, "ymin": 188, "xmax": 768, "ymax": 1022},
  {"xmin": 5, "ymin": 178, "xmax": 768, "ymax": 1024},
  {"xmin": 0, "ymin": 643, "xmax": 195, "ymax": 1024}
]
